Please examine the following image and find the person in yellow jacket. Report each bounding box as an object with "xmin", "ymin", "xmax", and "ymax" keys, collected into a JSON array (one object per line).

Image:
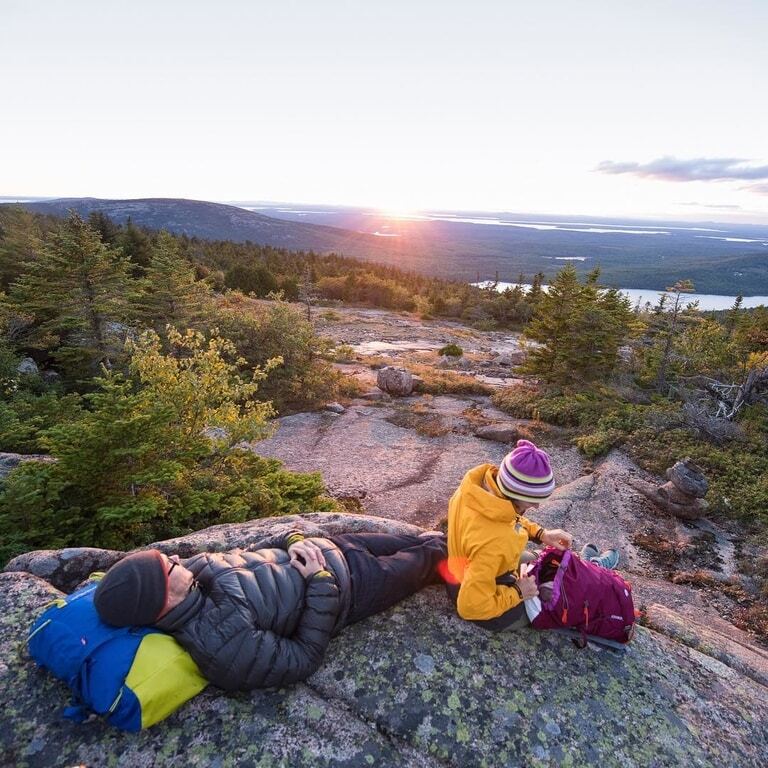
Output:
[{"xmin": 446, "ymin": 439, "xmax": 573, "ymax": 631}]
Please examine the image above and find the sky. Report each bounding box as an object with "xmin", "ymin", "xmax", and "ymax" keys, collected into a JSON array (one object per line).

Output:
[{"xmin": 2, "ymin": 0, "xmax": 768, "ymax": 223}]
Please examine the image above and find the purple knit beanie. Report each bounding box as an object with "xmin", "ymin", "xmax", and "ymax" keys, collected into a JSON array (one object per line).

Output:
[{"xmin": 497, "ymin": 439, "xmax": 555, "ymax": 503}]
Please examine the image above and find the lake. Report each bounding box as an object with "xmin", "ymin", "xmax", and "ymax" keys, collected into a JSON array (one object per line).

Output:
[{"xmin": 479, "ymin": 282, "xmax": 768, "ymax": 311}]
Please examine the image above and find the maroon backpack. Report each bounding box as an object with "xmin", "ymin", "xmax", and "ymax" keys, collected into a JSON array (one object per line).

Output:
[{"xmin": 528, "ymin": 547, "xmax": 637, "ymax": 647}]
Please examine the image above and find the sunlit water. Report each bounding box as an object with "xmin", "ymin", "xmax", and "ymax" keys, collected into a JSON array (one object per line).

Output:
[{"xmin": 478, "ymin": 282, "xmax": 768, "ymax": 311}]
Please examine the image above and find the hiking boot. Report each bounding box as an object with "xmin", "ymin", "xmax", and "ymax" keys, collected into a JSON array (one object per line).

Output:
[
  {"xmin": 580, "ymin": 543, "xmax": 600, "ymax": 560},
  {"xmin": 590, "ymin": 549, "xmax": 620, "ymax": 570}
]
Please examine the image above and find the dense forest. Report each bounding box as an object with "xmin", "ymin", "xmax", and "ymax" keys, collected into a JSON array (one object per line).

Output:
[{"xmin": 0, "ymin": 206, "xmax": 765, "ymax": 566}]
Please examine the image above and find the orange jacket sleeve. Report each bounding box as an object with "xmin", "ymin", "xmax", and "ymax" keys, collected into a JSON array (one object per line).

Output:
[{"xmin": 519, "ymin": 516, "xmax": 544, "ymax": 543}]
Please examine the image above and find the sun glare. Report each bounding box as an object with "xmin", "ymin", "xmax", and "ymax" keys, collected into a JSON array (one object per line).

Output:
[{"xmin": 376, "ymin": 206, "xmax": 424, "ymax": 220}]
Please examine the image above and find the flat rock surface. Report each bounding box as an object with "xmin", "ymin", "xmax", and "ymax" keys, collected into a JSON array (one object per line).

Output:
[
  {"xmin": 3, "ymin": 517, "xmax": 768, "ymax": 768},
  {"xmin": 253, "ymin": 399, "xmax": 586, "ymax": 526}
]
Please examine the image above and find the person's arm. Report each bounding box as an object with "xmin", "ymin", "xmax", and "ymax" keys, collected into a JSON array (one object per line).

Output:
[
  {"xmin": 518, "ymin": 518, "xmax": 573, "ymax": 550},
  {"xmin": 457, "ymin": 547, "xmax": 525, "ymax": 621},
  {"xmin": 518, "ymin": 517, "xmax": 544, "ymax": 544},
  {"xmin": 204, "ymin": 571, "xmax": 340, "ymax": 691}
]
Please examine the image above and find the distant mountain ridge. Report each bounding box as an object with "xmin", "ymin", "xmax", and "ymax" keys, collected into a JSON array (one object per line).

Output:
[{"xmin": 12, "ymin": 197, "xmax": 397, "ymax": 258}]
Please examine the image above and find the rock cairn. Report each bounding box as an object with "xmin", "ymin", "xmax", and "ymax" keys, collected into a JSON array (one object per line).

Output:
[{"xmin": 632, "ymin": 458, "xmax": 709, "ymax": 520}]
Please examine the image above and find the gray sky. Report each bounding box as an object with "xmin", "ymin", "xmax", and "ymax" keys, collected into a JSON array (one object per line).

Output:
[{"xmin": 2, "ymin": 0, "xmax": 768, "ymax": 222}]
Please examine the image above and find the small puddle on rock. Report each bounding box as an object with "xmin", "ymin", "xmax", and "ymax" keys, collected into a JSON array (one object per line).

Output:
[
  {"xmin": 475, "ymin": 375, "xmax": 525, "ymax": 387},
  {"xmin": 352, "ymin": 340, "xmax": 443, "ymax": 355}
]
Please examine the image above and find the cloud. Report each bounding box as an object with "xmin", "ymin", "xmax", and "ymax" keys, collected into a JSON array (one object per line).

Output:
[
  {"xmin": 745, "ymin": 182, "xmax": 768, "ymax": 196},
  {"xmin": 679, "ymin": 201, "xmax": 742, "ymax": 209},
  {"xmin": 596, "ymin": 156, "xmax": 768, "ymax": 183}
]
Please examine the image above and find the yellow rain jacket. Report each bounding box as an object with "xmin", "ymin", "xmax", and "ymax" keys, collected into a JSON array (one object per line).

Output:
[{"xmin": 447, "ymin": 463, "xmax": 544, "ymax": 621}]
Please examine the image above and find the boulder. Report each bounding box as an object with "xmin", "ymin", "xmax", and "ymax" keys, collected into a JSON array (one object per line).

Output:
[
  {"xmin": 324, "ymin": 402, "xmax": 346, "ymax": 414},
  {"xmin": 0, "ymin": 452, "xmax": 55, "ymax": 481},
  {"xmin": 202, "ymin": 426, "xmax": 229, "ymax": 443},
  {"xmin": 436, "ymin": 355, "xmax": 471, "ymax": 369},
  {"xmin": 16, "ymin": 357, "xmax": 39, "ymax": 376},
  {"xmin": 474, "ymin": 423, "xmax": 522, "ymax": 443},
  {"xmin": 4, "ymin": 547, "xmax": 123, "ymax": 592},
  {"xmin": 493, "ymin": 351, "xmax": 526, "ymax": 367},
  {"xmin": 41, "ymin": 370, "xmax": 62, "ymax": 385},
  {"xmin": 376, "ymin": 367, "xmax": 414, "ymax": 397},
  {"xmin": 618, "ymin": 345, "xmax": 633, "ymax": 363},
  {"xmin": 2, "ymin": 514, "xmax": 768, "ymax": 767}
]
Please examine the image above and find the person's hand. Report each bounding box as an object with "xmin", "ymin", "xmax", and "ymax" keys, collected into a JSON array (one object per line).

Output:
[
  {"xmin": 288, "ymin": 539, "xmax": 326, "ymax": 569},
  {"xmin": 289, "ymin": 542, "xmax": 326, "ymax": 579},
  {"xmin": 541, "ymin": 529, "xmax": 573, "ymax": 551},
  {"xmin": 518, "ymin": 574, "xmax": 539, "ymax": 600}
]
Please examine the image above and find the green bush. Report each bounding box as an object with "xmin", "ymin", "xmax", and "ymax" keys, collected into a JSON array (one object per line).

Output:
[
  {"xmin": 573, "ymin": 428, "xmax": 625, "ymax": 458},
  {"xmin": 212, "ymin": 297, "xmax": 342, "ymax": 413},
  {"xmin": 0, "ymin": 391, "xmax": 83, "ymax": 453},
  {"xmin": 0, "ymin": 329, "xmax": 337, "ymax": 565},
  {"xmin": 438, "ymin": 343, "xmax": 463, "ymax": 358},
  {"xmin": 490, "ymin": 385, "xmax": 539, "ymax": 418},
  {"xmin": 333, "ymin": 344, "xmax": 357, "ymax": 363},
  {"xmin": 533, "ymin": 394, "xmax": 599, "ymax": 427}
]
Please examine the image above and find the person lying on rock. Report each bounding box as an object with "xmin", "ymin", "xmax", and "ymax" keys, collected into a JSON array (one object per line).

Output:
[
  {"xmin": 93, "ymin": 530, "xmax": 447, "ymax": 691},
  {"xmin": 445, "ymin": 439, "xmax": 617, "ymax": 631}
]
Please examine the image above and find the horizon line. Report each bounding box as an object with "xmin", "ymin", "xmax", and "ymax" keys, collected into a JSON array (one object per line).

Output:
[{"xmin": 1, "ymin": 194, "xmax": 767, "ymax": 228}]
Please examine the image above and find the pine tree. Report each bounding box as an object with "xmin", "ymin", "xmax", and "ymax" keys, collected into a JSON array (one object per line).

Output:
[
  {"xmin": 87, "ymin": 211, "xmax": 120, "ymax": 245},
  {"xmin": 117, "ymin": 217, "xmax": 153, "ymax": 274},
  {"xmin": 0, "ymin": 207, "xmax": 44, "ymax": 289},
  {"xmin": 654, "ymin": 279, "xmax": 696, "ymax": 393},
  {"xmin": 298, "ymin": 266, "xmax": 318, "ymax": 322},
  {"xmin": 9, "ymin": 213, "xmax": 134, "ymax": 377},
  {"xmin": 0, "ymin": 328, "xmax": 319, "ymax": 560},
  {"xmin": 135, "ymin": 231, "xmax": 212, "ymax": 332},
  {"xmin": 725, "ymin": 293, "xmax": 744, "ymax": 338},
  {"xmin": 528, "ymin": 272, "xmax": 545, "ymax": 304},
  {"xmin": 523, "ymin": 264, "xmax": 582, "ymax": 381},
  {"xmin": 523, "ymin": 265, "xmax": 634, "ymax": 383}
]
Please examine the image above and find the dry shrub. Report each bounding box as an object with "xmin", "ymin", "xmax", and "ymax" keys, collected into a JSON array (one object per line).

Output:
[
  {"xmin": 336, "ymin": 374, "xmax": 366, "ymax": 399},
  {"xmin": 409, "ymin": 364, "xmax": 493, "ymax": 396},
  {"xmin": 732, "ymin": 603, "xmax": 768, "ymax": 645},
  {"xmin": 632, "ymin": 530, "xmax": 686, "ymax": 570},
  {"xmin": 461, "ymin": 405, "xmax": 492, "ymax": 428}
]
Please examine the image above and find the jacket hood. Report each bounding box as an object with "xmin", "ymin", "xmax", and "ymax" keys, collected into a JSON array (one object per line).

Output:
[{"xmin": 460, "ymin": 464, "xmax": 519, "ymax": 523}]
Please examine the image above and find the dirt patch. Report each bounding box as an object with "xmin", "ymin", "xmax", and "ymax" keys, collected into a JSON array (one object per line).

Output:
[
  {"xmin": 386, "ymin": 405, "xmax": 453, "ymax": 438},
  {"xmin": 632, "ymin": 524, "xmax": 724, "ymax": 575}
]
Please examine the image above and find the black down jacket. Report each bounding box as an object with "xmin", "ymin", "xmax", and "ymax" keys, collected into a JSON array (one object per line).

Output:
[{"xmin": 155, "ymin": 537, "xmax": 351, "ymax": 691}]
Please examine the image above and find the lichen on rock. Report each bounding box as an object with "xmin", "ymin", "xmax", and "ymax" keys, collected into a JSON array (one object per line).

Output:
[{"xmin": 2, "ymin": 514, "xmax": 767, "ymax": 767}]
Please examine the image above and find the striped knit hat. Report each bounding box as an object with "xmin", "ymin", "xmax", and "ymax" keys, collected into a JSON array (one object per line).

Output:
[{"xmin": 497, "ymin": 439, "xmax": 555, "ymax": 503}]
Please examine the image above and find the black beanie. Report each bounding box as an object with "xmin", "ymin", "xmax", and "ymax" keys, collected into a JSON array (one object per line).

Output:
[{"xmin": 94, "ymin": 550, "xmax": 168, "ymax": 626}]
